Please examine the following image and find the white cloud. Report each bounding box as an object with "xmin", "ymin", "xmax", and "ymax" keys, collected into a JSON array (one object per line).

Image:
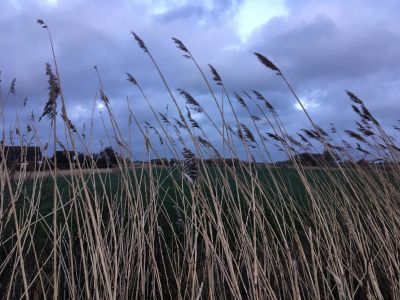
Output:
[
  {"xmin": 70, "ymin": 104, "xmax": 89, "ymax": 119},
  {"xmin": 45, "ymin": 0, "xmax": 58, "ymax": 7},
  {"xmin": 234, "ymin": 0, "xmax": 288, "ymax": 41},
  {"xmin": 295, "ymin": 90, "xmax": 324, "ymax": 111},
  {"xmin": 131, "ymin": 0, "xmax": 214, "ymax": 15},
  {"xmin": 97, "ymin": 102, "xmax": 105, "ymax": 112}
]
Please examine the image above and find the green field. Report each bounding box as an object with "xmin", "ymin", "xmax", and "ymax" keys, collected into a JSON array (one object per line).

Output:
[{"xmin": 2, "ymin": 164, "xmax": 398, "ymax": 298}]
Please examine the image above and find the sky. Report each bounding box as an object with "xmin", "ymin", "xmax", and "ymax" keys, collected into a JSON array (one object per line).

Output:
[{"xmin": 0, "ymin": 0, "xmax": 399, "ymax": 160}]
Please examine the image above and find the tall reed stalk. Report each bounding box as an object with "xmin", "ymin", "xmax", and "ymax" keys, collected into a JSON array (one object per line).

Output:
[{"xmin": 0, "ymin": 23, "xmax": 399, "ymax": 299}]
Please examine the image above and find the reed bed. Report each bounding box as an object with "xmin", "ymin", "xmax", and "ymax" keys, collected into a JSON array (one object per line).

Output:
[{"xmin": 0, "ymin": 20, "xmax": 399, "ymax": 299}]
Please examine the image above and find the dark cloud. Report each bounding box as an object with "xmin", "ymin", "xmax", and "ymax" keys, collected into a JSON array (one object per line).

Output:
[{"xmin": 154, "ymin": 0, "xmax": 243, "ymax": 24}]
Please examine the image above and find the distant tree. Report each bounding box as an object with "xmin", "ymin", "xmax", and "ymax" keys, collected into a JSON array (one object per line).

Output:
[
  {"xmin": 53, "ymin": 150, "xmax": 75, "ymax": 169},
  {"xmin": 169, "ymin": 158, "xmax": 178, "ymax": 166},
  {"xmin": 292, "ymin": 152, "xmax": 321, "ymax": 167},
  {"xmin": 160, "ymin": 158, "xmax": 169, "ymax": 166},
  {"xmin": 150, "ymin": 158, "xmax": 169, "ymax": 166},
  {"xmin": 77, "ymin": 153, "xmax": 92, "ymax": 169},
  {"xmin": 322, "ymin": 150, "xmax": 336, "ymax": 166},
  {"xmin": 100, "ymin": 147, "xmax": 119, "ymax": 167},
  {"xmin": 94, "ymin": 154, "xmax": 108, "ymax": 168},
  {"xmin": 290, "ymin": 151, "xmax": 336, "ymax": 167}
]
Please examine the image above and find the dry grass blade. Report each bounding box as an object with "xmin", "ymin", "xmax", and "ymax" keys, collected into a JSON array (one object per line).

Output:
[{"xmin": 2, "ymin": 23, "xmax": 400, "ymax": 300}]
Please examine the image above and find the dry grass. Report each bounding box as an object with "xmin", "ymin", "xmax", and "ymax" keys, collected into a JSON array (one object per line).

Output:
[{"xmin": 0, "ymin": 20, "xmax": 399, "ymax": 299}]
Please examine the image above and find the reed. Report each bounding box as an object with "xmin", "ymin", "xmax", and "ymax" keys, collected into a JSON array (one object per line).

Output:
[{"xmin": 0, "ymin": 22, "xmax": 399, "ymax": 299}]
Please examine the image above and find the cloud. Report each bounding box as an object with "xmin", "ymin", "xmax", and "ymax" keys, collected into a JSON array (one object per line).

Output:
[
  {"xmin": 234, "ymin": 0, "xmax": 287, "ymax": 41},
  {"xmin": 247, "ymin": 1, "xmax": 400, "ymax": 124},
  {"xmin": 0, "ymin": 0, "xmax": 399, "ymax": 159}
]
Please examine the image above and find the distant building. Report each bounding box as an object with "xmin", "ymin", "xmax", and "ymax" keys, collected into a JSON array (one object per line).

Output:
[
  {"xmin": 278, "ymin": 151, "xmax": 336, "ymax": 167},
  {"xmin": 1, "ymin": 146, "xmax": 42, "ymax": 170}
]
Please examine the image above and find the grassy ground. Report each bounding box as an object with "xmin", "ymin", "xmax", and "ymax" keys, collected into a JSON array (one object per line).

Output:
[{"xmin": 4, "ymin": 164, "xmax": 396, "ymax": 298}]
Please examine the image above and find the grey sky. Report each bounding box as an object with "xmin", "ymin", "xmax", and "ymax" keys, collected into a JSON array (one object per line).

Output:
[{"xmin": 1, "ymin": 0, "xmax": 399, "ymax": 159}]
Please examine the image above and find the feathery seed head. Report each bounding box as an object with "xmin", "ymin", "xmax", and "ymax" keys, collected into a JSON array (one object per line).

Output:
[
  {"xmin": 159, "ymin": 112, "xmax": 171, "ymax": 125},
  {"xmin": 9, "ymin": 78, "xmax": 16, "ymax": 95},
  {"xmin": 346, "ymin": 90, "xmax": 363, "ymax": 105},
  {"xmin": 183, "ymin": 148, "xmax": 198, "ymax": 183},
  {"xmin": 208, "ymin": 64, "xmax": 222, "ymax": 86},
  {"xmin": 241, "ymin": 123, "xmax": 256, "ymax": 143},
  {"xmin": 126, "ymin": 73, "xmax": 138, "ymax": 86},
  {"xmin": 172, "ymin": 37, "xmax": 191, "ymax": 59},
  {"xmin": 131, "ymin": 32, "xmax": 148, "ymax": 53},
  {"xmin": 178, "ymin": 89, "xmax": 202, "ymax": 113},
  {"xmin": 253, "ymin": 90, "xmax": 274, "ymax": 111},
  {"xmin": 40, "ymin": 63, "xmax": 59, "ymax": 122},
  {"xmin": 235, "ymin": 92, "xmax": 247, "ymax": 108},
  {"xmin": 37, "ymin": 19, "xmax": 47, "ymax": 28},
  {"xmin": 186, "ymin": 106, "xmax": 200, "ymax": 129},
  {"xmin": 254, "ymin": 52, "xmax": 281, "ymax": 74}
]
